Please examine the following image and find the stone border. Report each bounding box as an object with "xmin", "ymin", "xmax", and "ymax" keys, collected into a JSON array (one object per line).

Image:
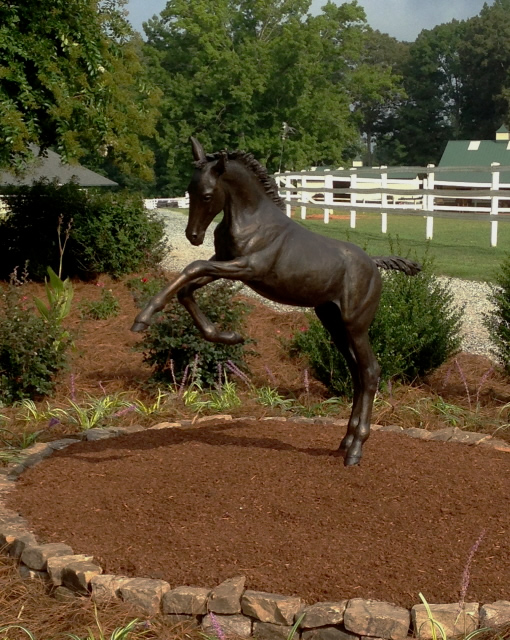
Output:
[{"xmin": 0, "ymin": 417, "xmax": 509, "ymax": 639}]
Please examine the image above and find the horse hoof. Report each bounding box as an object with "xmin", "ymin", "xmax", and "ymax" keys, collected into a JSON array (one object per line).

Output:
[
  {"xmin": 344, "ymin": 455, "xmax": 361, "ymax": 467},
  {"xmin": 131, "ymin": 321, "xmax": 150, "ymax": 332}
]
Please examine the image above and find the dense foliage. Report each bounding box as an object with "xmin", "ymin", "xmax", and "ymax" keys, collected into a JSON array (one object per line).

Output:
[
  {"xmin": 0, "ymin": 181, "xmax": 166, "ymax": 281},
  {"xmin": 485, "ymin": 254, "xmax": 510, "ymax": 374},
  {"xmin": 131, "ymin": 278, "xmax": 252, "ymax": 387},
  {"xmin": 0, "ymin": 0, "xmax": 160, "ymax": 180},
  {"xmin": 290, "ymin": 268, "xmax": 463, "ymax": 397},
  {"xmin": 0, "ymin": 284, "xmax": 71, "ymax": 405},
  {"xmin": 141, "ymin": 0, "xmax": 403, "ymax": 194}
]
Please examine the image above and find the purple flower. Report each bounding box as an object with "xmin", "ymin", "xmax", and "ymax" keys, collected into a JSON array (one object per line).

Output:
[{"xmin": 209, "ymin": 612, "xmax": 226, "ymax": 640}]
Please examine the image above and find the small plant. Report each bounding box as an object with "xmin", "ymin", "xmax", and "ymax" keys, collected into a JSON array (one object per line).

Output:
[
  {"xmin": 0, "ymin": 282, "xmax": 71, "ymax": 404},
  {"xmin": 134, "ymin": 280, "xmax": 253, "ymax": 388},
  {"xmin": 79, "ymin": 289, "xmax": 120, "ymax": 320},
  {"xmin": 33, "ymin": 265, "xmax": 74, "ymax": 347}
]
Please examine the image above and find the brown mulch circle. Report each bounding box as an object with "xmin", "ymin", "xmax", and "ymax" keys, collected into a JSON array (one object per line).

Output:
[{"xmin": 8, "ymin": 418, "xmax": 510, "ymax": 610}]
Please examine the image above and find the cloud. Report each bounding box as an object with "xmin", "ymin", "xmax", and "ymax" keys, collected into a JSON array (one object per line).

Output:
[{"xmin": 310, "ymin": 0, "xmax": 494, "ymax": 41}]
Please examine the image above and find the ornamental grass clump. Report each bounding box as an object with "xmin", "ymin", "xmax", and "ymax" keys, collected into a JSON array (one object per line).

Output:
[
  {"xmin": 290, "ymin": 265, "xmax": 462, "ymax": 397},
  {"xmin": 133, "ymin": 279, "xmax": 253, "ymax": 388}
]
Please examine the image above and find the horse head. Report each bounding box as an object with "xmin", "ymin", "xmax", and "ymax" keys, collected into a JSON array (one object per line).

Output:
[{"xmin": 186, "ymin": 137, "xmax": 227, "ymax": 246}]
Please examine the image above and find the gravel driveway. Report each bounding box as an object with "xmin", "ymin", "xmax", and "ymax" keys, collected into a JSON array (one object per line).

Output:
[{"xmin": 159, "ymin": 209, "xmax": 495, "ymax": 358}]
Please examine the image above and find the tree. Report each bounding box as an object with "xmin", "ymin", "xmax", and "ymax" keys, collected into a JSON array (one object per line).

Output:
[
  {"xmin": 0, "ymin": 0, "xmax": 160, "ymax": 180},
  {"xmin": 143, "ymin": 0, "xmax": 381, "ymax": 194},
  {"xmin": 375, "ymin": 21, "xmax": 465, "ymax": 166}
]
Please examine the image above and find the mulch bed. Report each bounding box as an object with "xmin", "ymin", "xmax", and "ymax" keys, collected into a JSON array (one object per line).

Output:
[{"xmin": 8, "ymin": 418, "xmax": 510, "ymax": 610}]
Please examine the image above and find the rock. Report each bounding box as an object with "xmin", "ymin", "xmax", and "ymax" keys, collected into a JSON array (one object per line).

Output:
[
  {"xmin": 479, "ymin": 601, "xmax": 510, "ymax": 628},
  {"xmin": 84, "ymin": 428, "xmax": 115, "ymax": 441},
  {"xmin": 61, "ymin": 560, "xmax": 103, "ymax": 594},
  {"xmin": 149, "ymin": 422, "xmax": 183, "ymax": 430},
  {"xmin": 411, "ymin": 602, "xmax": 479, "ymax": 639},
  {"xmin": 242, "ymin": 590, "xmax": 304, "ymax": 625},
  {"xmin": 196, "ymin": 415, "xmax": 233, "ymax": 423},
  {"xmin": 377, "ymin": 425, "xmax": 404, "ymax": 434},
  {"xmin": 164, "ymin": 613, "xmax": 200, "ymax": 629},
  {"xmin": 428, "ymin": 427, "xmax": 460, "ymax": 442},
  {"xmin": 162, "ymin": 585, "xmax": 211, "ymax": 615},
  {"xmin": 91, "ymin": 574, "xmax": 132, "ymax": 603},
  {"xmin": 403, "ymin": 428, "xmax": 432, "ymax": 440},
  {"xmin": 344, "ymin": 599, "xmax": 410, "ymax": 640},
  {"xmin": 47, "ymin": 554, "xmax": 94, "ymax": 586},
  {"xmin": 253, "ymin": 621, "xmax": 294, "ymax": 640},
  {"xmin": 111, "ymin": 424, "xmax": 145, "ymax": 435},
  {"xmin": 448, "ymin": 430, "xmax": 489, "ymax": 445},
  {"xmin": 48, "ymin": 438, "xmax": 81, "ymax": 450},
  {"xmin": 5, "ymin": 531, "xmax": 38, "ymax": 558},
  {"xmin": 209, "ymin": 576, "xmax": 246, "ymax": 614},
  {"xmin": 54, "ymin": 586, "xmax": 81, "ymax": 602},
  {"xmin": 21, "ymin": 542, "xmax": 74, "ymax": 571},
  {"xmin": 118, "ymin": 577, "xmax": 170, "ymax": 615},
  {"xmin": 302, "ymin": 627, "xmax": 358, "ymax": 640},
  {"xmin": 202, "ymin": 613, "xmax": 252, "ymax": 638},
  {"xmin": 18, "ymin": 564, "xmax": 50, "ymax": 582},
  {"xmin": 17, "ymin": 442, "xmax": 54, "ymax": 468},
  {"xmin": 301, "ymin": 602, "xmax": 348, "ymax": 629}
]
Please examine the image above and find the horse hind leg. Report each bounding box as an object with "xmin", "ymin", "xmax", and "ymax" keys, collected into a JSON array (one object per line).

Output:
[{"xmin": 315, "ymin": 303, "xmax": 363, "ymax": 462}]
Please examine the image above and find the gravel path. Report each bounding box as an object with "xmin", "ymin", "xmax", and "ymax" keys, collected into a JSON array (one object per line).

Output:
[{"xmin": 159, "ymin": 209, "xmax": 495, "ymax": 358}]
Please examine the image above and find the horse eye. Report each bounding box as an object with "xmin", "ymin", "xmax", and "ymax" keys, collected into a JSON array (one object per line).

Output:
[{"xmin": 203, "ymin": 193, "xmax": 212, "ymax": 202}]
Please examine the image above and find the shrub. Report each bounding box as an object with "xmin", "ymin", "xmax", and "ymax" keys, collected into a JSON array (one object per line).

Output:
[
  {"xmin": 290, "ymin": 267, "xmax": 463, "ymax": 397},
  {"xmin": 133, "ymin": 278, "xmax": 253, "ymax": 388},
  {"xmin": 0, "ymin": 284, "xmax": 71, "ymax": 404},
  {"xmin": 484, "ymin": 254, "xmax": 510, "ymax": 373},
  {"xmin": 0, "ymin": 180, "xmax": 166, "ymax": 280}
]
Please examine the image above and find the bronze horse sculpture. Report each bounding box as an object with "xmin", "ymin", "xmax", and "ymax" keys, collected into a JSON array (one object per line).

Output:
[{"xmin": 132, "ymin": 137, "xmax": 421, "ymax": 466}]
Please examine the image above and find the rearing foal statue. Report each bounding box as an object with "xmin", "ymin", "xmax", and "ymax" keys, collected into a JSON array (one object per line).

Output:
[{"xmin": 132, "ymin": 137, "xmax": 421, "ymax": 466}]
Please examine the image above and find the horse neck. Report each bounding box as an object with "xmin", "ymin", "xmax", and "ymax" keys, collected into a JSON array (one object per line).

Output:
[{"xmin": 221, "ymin": 163, "xmax": 272, "ymax": 224}]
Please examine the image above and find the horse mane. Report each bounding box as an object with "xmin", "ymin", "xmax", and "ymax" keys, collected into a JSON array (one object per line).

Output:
[{"xmin": 196, "ymin": 150, "xmax": 285, "ymax": 211}]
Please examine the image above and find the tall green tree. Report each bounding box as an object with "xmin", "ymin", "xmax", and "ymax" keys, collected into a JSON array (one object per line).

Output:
[
  {"xmin": 0, "ymin": 0, "xmax": 160, "ymax": 180},
  {"xmin": 375, "ymin": 20, "xmax": 465, "ymax": 166},
  {"xmin": 458, "ymin": 0, "xmax": 510, "ymax": 139},
  {"xmin": 143, "ymin": 0, "xmax": 385, "ymax": 194}
]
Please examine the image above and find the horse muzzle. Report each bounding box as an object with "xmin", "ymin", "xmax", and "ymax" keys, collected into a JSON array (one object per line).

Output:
[{"xmin": 186, "ymin": 229, "xmax": 205, "ymax": 246}]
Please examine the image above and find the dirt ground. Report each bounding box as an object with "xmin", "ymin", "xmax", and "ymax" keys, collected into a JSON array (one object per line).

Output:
[{"xmin": 3, "ymin": 273, "xmax": 510, "ymax": 611}]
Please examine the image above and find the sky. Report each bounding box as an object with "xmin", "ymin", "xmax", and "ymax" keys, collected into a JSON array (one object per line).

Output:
[{"xmin": 124, "ymin": 0, "xmax": 495, "ymax": 42}]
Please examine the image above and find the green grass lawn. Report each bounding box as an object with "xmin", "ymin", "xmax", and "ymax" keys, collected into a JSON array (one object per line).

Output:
[
  {"xmin": 295, "ymin": 211, "xmax": 510, "ymax": 282},
  {"xmin": 165, "ymin": 207, "xmax": 510, "ymax": 281}
]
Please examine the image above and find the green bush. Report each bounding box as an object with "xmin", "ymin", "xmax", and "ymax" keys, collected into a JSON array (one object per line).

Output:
[
  {"xmin": 0, "ymin": 284, "xmax": 71, "ymax": 404},
  {"xmin": 132, "ymin": 278, "xmax": 252, "ymax": 388},
  {"xmin": 0, "ymin": 180, "xmax": 166, "ymax": 280},
  {"xmin": 290, "ymin": 267, "xmax": 463, "ymax": 397},
  {"xmin": 484, "ymin": 254, "xmax": 510, "ymax": 373}
]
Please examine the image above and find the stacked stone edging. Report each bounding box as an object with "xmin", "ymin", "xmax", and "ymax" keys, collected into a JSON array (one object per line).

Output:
[{"xmin": 0, "ymin": 416, "xmax": 509, "ymax": 638}]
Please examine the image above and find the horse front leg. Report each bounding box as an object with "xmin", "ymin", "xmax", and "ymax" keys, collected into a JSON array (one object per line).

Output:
[{"xmin": 131, "ymin": 257, "xmax": 256, "ymax": 344}]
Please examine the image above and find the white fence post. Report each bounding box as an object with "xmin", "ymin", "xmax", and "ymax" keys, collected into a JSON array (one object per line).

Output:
[
  {"xmin": 324, "ymin": 171, "xmax": 332, "ymax": 224},
  {"xmin": 425, "ymin": 164, "xmax": 435, "ymax": 240},
  {"xmin": 285, "ymin": 173, "xmax": 292, "ymax": 217},
  {"xmin": 300, "ymin": 173, "xmax": 307, "ymax": 219},
  {"xmin": 350, "ymin": 168, "xmax": 357, "ymax": 228},
  {"xmin": 381, "ymin": 166, "xmax": 388, "ymax": 233},
  {"xmin": 491, "ymin": 162, "xmax": 500, "ymax": 247}
]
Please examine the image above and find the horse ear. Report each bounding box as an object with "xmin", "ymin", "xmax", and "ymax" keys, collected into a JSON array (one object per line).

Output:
[
  {"xmin": 214, "ymin": 151, "xmax": 228, "ymax": 176},
  {"xmin": 190, "ymin": 137, "xmax": 206, "ymax": 163}
]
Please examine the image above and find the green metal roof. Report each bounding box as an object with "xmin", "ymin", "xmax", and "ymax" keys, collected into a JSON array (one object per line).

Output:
[{"xmin": 438, "ymin": 140, "xmax": 510, "ymax": 185}]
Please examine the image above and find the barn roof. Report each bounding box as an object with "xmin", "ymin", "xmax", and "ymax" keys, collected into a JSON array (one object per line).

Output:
[
  {"xmin": 0, "ymin": 146, "xmax": 117, "ymax": 188},
  {"xmin": 437, "ymin": 139, "xmax": 510, "ymax": 185}
]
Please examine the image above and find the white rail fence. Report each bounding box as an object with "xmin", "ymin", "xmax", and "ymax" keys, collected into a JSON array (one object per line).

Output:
[
  {"xmin": 274, "ymin": 163, "xmax": 510, "ymax": 247},
  {"xmin": 144, "ymin": 195, "xmax": 189, "ymax": 210}
]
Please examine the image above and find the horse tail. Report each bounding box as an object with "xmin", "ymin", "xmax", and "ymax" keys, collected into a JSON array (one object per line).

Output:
[{"xmin": 371, "ymin": 256, "xmax": 422, "ymax": 276}]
